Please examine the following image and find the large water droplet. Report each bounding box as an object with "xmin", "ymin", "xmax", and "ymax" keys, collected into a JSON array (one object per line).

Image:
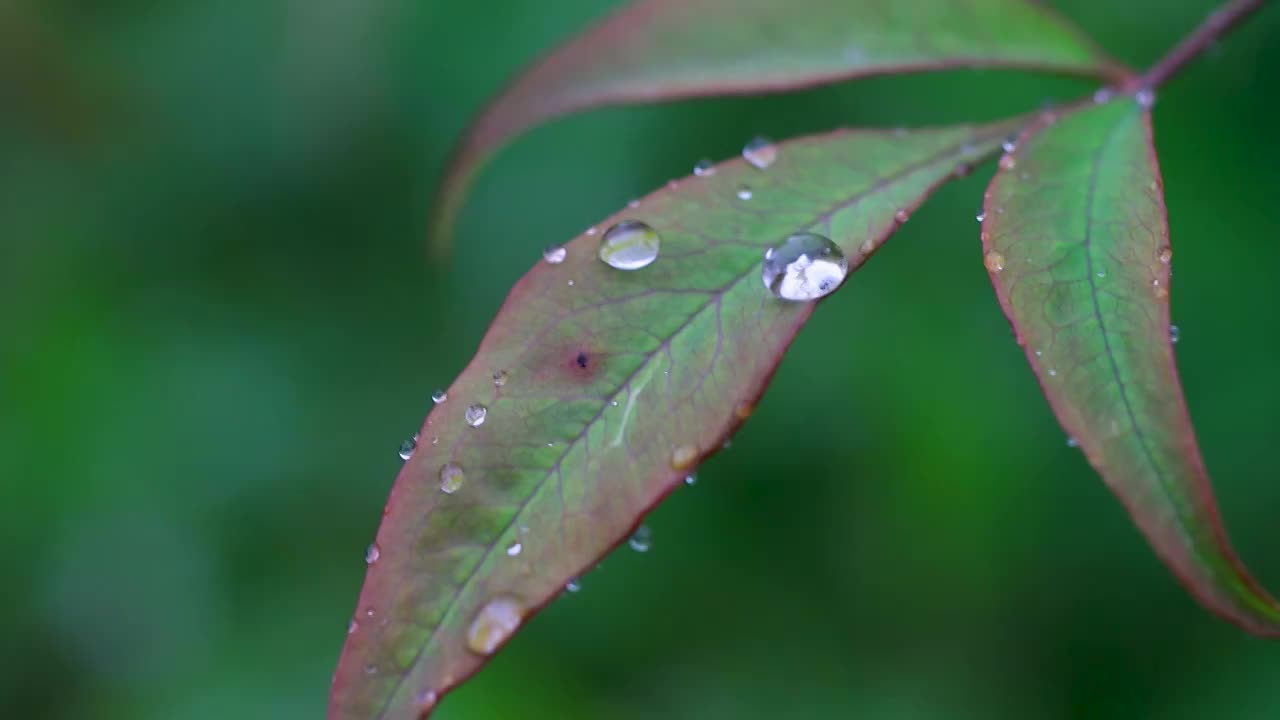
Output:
[
  {"xmin": 365, "ymin": 543, "xmax": 381, "ymax": 565},
  {"xmin": 599, "ymin": 220, "xmax": 660, "ymax": 270},
  {"xmin": 506, "ymin": 541, "xmax": 523, "ymax": 557},
  {"xmin": 975, "ymin": 210, "xmax": 986, "ymax": 223},
  {"xmin": 466, "ymin": 596, "xmax": 525, "ymax": 656},
  {"xmin": 1170, "ymin": 325, "xmax": 1181, "ymax": 344},
  {"xmin": 398, "ymin": 434, "xmax": 418, "ymax": 461},
  {"xmin": 670, "ymin": 444, "xmax": 698, "ymax": 470},
  {"xmin": 464, "ymin": 404, "xmax": 488, "ymax": 427},
  {"xmin": 761, "ymin": 232, "xmax": 849, "ymax": 302},
  {"xmin": 629, "ymin": 525, "xmax": 652, "ymax": 552},
  {"xmin": 543, "ymin": 245, "xmax": 567, "ymax": 264},
  {"xmin": 984, "ymin": 250, "xmax": 1006, "ymax": 273},
  {"xmin": 565, "ymin": 577, "xmax": 582, "ymax": 593},
  {"xmin": 742, "ymin": 136, "xmax": 777, "ymax": 169},
  {"xmin": 693, "ymin": 159, "xmax": 715, "ymax": 176},
  {"xmin": 431, "ymin": 389, "xmax": 447, "ymax": 404},
  {"xmin": 439, "ymin": 463, "xmax": 465, "ymax": 494}
]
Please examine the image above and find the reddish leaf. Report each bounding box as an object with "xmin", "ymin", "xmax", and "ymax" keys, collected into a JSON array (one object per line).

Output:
[
  {"xmin": 431, "ymin": 0, "xmax": 1128, "ymax": 253},
  {"xmin": 981, "ymin": 97, "xmax": 1280, "ymax": 634},
  {"xmin": 331, "ymin": 118, "xmax": 1021, "ymax": 719}
]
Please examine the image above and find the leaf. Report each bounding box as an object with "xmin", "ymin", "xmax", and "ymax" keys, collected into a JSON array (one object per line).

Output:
[
  {"xmin": 431, "ymin": 0, "xmax": 1128, "ymax": 254},
  {"xmin": 331, "ymin": 119, "xmax": 1021, "ymax": 719},
  {"xmin": 981, "ymin": 98, "xmax": 1280, "ymax": 634}
]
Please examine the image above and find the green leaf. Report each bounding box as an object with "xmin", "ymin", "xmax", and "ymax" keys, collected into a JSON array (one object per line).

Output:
[
  {"xmin": 331, "ymin": 119, "xmax": 1020, "ymax": 719},
  {"xmin": 431, "ymin": 0, "xmax": 1127, "ymax": 254},
  {"xmin": 981, "ymin": 98, "xmax": 1280, "ymax": 634}
]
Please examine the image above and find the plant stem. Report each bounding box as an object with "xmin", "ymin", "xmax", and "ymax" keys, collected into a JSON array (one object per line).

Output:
[{"xmin": 1136, "ymin": 0, "xmax": 1266, "ymax": 90}]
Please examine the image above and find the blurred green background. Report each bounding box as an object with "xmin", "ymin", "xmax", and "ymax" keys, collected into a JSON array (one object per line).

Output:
[{"xmin": 3, "ymin": 1, "xmax": 1279, "ymax": 718}]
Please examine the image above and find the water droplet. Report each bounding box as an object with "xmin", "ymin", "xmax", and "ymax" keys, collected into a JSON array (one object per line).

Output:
[
  {"xmin": 348, "ymin": 619, "xmax": 359, "ymax": 635},
  {"xmin": 415, "ymin": 690, "xmax": 438, "ymax": 712},
  {"xmin": 1096, "ymin": 270, "xmax": 1106, "ymax": 279},
  {"xmin": 894, "ymin": 208, "xmax": 910, "ymax": 223},
  {"xmin": 398, "ymin": 434, "xmax": 418, "ymax": 460},
  {"xmin": 364, "ymin": 664, "xmax": 378, "ymax": 675},
  {"xmin": 1135, "ymin": 89, "xmax": 1156, "ymax": 108},
  {"xmin": 464, "ymin": 404, "xmax": 488, "ymax": 427},
  {"xmin": 627, "ymin": 198, "xmax": 641, "ymax": 209},
  {"xmin": 565, "ymin": 577, "xmax": 582, "ymax": 593},
  {"xmin": 1001, "ymin": 136, "xmax": 1017, "ymax": 153},
  {"xmin": 1048, "ymin": 369, "xmax": 1058, "ymax": 377},
  {"xmin": 506, "ymin": 541, "xmax": 522, "ymax": 557},
  {"xmin": 439, "ymin": 463, "xmax": 465, "ymax": 494},
  {"xmin": 761, "ymin": 232, "xmax": 849, "ymax": 302},
  {"xmin": 599, "ymin": 220, "xmax": 661, "ymax": 271},
  {"xmin": 1093, "ymin": 88, "xmax": 1113, "ymax": 104},
  {"xmin": 1157, "ymin": 246, "xmax": 1172, "ymax": 264},
  {"xmin": 859, "ymin": 237, "xmax": 875, "ymax": 255},
  {"xmin": 684, "ymin": 474, "xmax": 697, "ymax": 486},
  {"xmin": 493, "ymin": 370, "xmax": 509, "ymax": 387},
  {"xmin": 365, "ymin": 543, "xmax": 381, "ymax": 565},
  {"xmin": 1067, "ymin": 437, "xmax": 1080, "ymax": 448},
  {"xmin": 976, "ymin": 210, "xmax": 986, "ymax": 223},
  {"xmin": 984, "ymin": 250, "xmax": 1006, "ymax": 273},
  {"xmin": 466, "ymin": 596, "xmax": 525, "ymax": 656},
  {"xmin": 670, "ymin": 444, "xmax": 698, "ymax": 470},
  {"xmin": 693, "ymin": 159, "xmax": 716, "ymax": 176},
  {"xmin": 999, "ymin": 154, "xmax": 1016, "ymax": 170},
  {"xmin": 543, "ymin": 245, "xmax": 567, "ymax": 264},
  {"xmin": 584, "ymin": 226, "xmax": 598, "ymax": 236},
  {"xmin": 628, "ymin": 525, "xmax": 652, "ymax": 552},
  {"xmin": 736, "ymin": 185, "xmax": 753, "ymax": 200},
  {"xmin": 1170, "ymin": 325, "xmax": 1181, "ymax": 344},
  {"xmin": 431, "ymin": 389, "xmax": 448, "ymax": 404},
  {"xmin": 364, "ymin": 607, "xmax": 376, "ymax": 618},
  {"xmin": 1034, "ymin": 350, "xmax": 1043, "ymax": 357},
  {"xmin": 742, "ymin": 136, "xmax": 777, "ymax": 169}
]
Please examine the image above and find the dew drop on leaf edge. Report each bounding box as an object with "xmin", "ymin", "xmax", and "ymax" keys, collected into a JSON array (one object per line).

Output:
[
  {"xmin": 365, "ymin": 543, "xmax": 380, "ymax": 565},
  {"xmin": 599, "ymin": 220, "xmax": 660, "ymax": 271},
  {"xmin": 398, "ymin": 434, "xmax": 418, "ymax": 460},
  {"xmin": 431, "ymin": 389, "xmax": 447, "ymax": 404},
  {"xmin": 629, "ymin": 525, "xmax": 652, "ymax": 552},
  {"xmin": 466, "ymin": 596, "xmax": 526, "ymax": 656},
  {"xmin": 984, "ymin": 250, "xmax": 1006, "ymax": 273},
  {"xmin": 761, "ymin": 232, "xmax": 849, "ymax": 302},
  {"xmin": 543, "ymin": 245, "xmax": 567, "ymax": 264},
  {"xmin": 742, "ymin": 136, "xmax": 778, "ymax": 169}
]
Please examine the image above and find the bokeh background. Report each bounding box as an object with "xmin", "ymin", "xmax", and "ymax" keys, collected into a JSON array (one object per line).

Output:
[{"xmin": 4, "ymin": 1, "xmax": 1279, "ymax": 718}]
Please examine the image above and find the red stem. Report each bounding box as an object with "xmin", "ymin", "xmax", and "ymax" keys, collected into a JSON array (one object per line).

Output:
[{"xmin": 1135, "ymin": 0, "xmax": 1267, "ymax": 90}]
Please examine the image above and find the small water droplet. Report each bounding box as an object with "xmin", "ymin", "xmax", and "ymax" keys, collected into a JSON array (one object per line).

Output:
[
  {"xmin": 742, "ymin": 136, "xmax": 777, "ymax": 169},
  {"xmin": 1001, "ymin": 136, "xmax": 1017, "ymax": 153},
  {"xmin": 493, "ymin": 370, "xmax": 509, "ymax": 387},
  {"xmin": 999, "ymin": 154, "xmax": 1016, "ymax": 170},
  {"xmin": 1096, "ymin": 270, "xmax": 1106, "ymax": 279},
  {"xmin": 506, "ymin": 541, "xmax": 522, "ymax": 557},
  {"xmin": 565, "ymin": 577, "xmax": 581, "ymax": 593},
  {"xmin": 1170, "ymin": 325, "xmax": 1181, "ymax": 344},
  {"xmin": 365, "ymin": 543, "xmax": 381, "ymax": 565},
  {"xmin": 543, "ymin": 245, "xmax": 567, "ymax": 264},
  {"xmin": 627, "ymin": 198, "xmax": 641, "ymax": 209},
  {"xmin": 670, "ymin": 444, "xmax": 698, "ymax": 470},
  {"xmin": 693, "ymin": 159, "xmax": 716, "ymax": 176},
  {"xmin": 431, "ymin": 389, "xmax": 448, "ymax": 404},
  {"xmin": 464, "ymin": 404, "xmax": 488, "ymax": 427},
  {"xmin": 398, "ymin": 434, "xmax": 418, "ymax": 460},
  {"xmin": 364, "ymin": 607, "xmax": 376, "ymax": 618},
  {"xmin": 1048, "ymin": 368, "xmax": 1058, "ymax": 377},
  {"xmin": 984, "ymin": 250, "xmax": 1006, "ymax": 273},
  {"xmin": 761, "ymin": 232, "xmax": 849, "ymax": 302},
  {"xmin": 466, "ymin": 596, "xmax": 525, "ymax": 656},
  {"xmin": 1034, "ymin": 350, "xmax": 1043, "ymax": 357},
  {"xmin": 364, "ymin": 664, "xmax": 378, "ymax": 675},
  {"xmin": 859, "ymin": 237, "xmax": 874, "ymax": 255},
  {"xmin": 628, "ymin": 524, "xmax": 652, "ymax": 552},
  {"xmin": 1067, "ymin": 437, "xmax": 1080, "ymax": 448},
  {"xmin": 348, "ymin": 619, "xmax": 359, "ymax": 635},
  {"xmin": 1135, "ymin": 89, "xmax": 1156, "ymax": 108},
  {"xmin": 736, "ymin": 185, "xmax": 754, "ymax": 200},
  {"xmin": 431, "ymin": 436, "xmax": 439, "ymax": 446},
  {"xmin": 1157, "ymin": 246, "xmax": 1172, "ymax": 263},
  {"xmin": 610, "ymin": 399, "xmax": 619, "ymax": 407},
  {"xmin": 1093, "ymin": 88, "xmax": 1113, "ymax": 104},
  {"xmin": 684, "ymin": 473, "xmax": 697, "ymax": 486},
  {"xmin": 567, "ymin": 279, "xmax": 575, "ymax": 286},
  {"xmin": 976, "ymin": 210, "xmax": 986, "ymax": 223},
  {"xmin": 599, "ymin": 220, "xmax": 661, "ymax": 270},
  {"xmin": 415, "ymin": 690, "xmax": 438, "ymax": 711},
  {"xmin": 439, "ymin": 463, "xmax": 465, "ymax": 494},
  {"xmin": 894, "ymin": 208, "xmax": 909, "ymax": 223},
  {"xmin": 584, "ymin": 226, "xmax": 598, "ymax": 236}
]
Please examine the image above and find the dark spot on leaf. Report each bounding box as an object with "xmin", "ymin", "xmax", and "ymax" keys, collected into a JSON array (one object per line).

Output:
[{"xmin": 575, "ymin": 352, "xmax": 589, "ymax": 369}]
